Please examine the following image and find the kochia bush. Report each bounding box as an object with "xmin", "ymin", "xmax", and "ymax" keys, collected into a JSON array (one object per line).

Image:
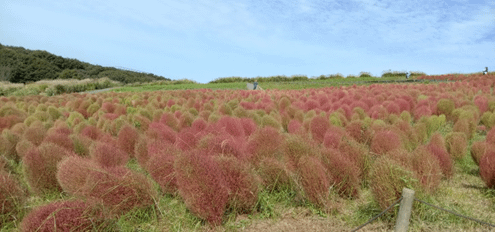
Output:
[
  {"xmin": 174, "ymin": 150, "xmax": 230, "ymax": 226},
  {"xmin": 20, "ymin": 200, "xmax": 107, "ymax": 232},
  {"xmin": 23, "ymin": 143, "xmax": 75, "ymax": 195},
  {"xmin": 297, "ymin": 155, "xmax": 330, "ymax": 207},
  {"xmin": 480, "ymin": 149, "xmax": 495, "ymax": 188}
]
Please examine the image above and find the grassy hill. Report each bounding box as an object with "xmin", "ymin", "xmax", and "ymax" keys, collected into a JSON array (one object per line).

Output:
[{"xmin": 0, "ymin": 43, "xmax": 171, "ymax": 84}]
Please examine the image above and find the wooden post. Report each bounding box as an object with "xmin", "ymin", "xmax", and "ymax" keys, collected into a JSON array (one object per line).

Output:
[{"xmin": 395, "ymin": 188, "xmax": 415, "ymax": 232}]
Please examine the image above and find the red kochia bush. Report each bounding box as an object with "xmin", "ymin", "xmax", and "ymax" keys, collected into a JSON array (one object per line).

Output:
[
  {"xmin": 297, "ymin": 156, "xmax": 330, "ymax": 207},
  {"xmin": 471, "ymin": 141, "xmax": 495, "ymax": 166},
  {"xmin": 320, "ymin": 148, "xmax": 360, "ymax": 198},
  {"xmin": 246, "ymin": 127, "xmax": 283, "ymax": 164},
  {"xmin": 117, "ymin": 125, "xmax": 139, "ymax": 157},
  {"xmin": 175, "ymin": 150, "xmax": 229, "ymax": 226},
  {"xmin": 81, "ymin": 166, "xmax": 157, "ymax": 216},
  {"xmin": 90, "ymin": 142, "xmax": 129, "ymax": 168},
  {"xmin": 310, "ymin": 115, "xmax": 330, "ymax": 143},
  {"xmin": 480, "ymin": 149, "xmax": 495, "ymax": 188},
  {"xmin": 217, "ymin": 116, "xmax": 245, "ymax": 138},
  {"xmin": 57, "ymin": 156, "xmax": 97, "ymax": 195},
  {"xmin": 240, "ymin": 117, "xmax": 257, "ymax": 136},
  {"xmin": 411, "ymin": 146, "xmax": 442, "ymax": 193},
  {"xmin": 215, "ymin": 156, "xmax": 260, "ymax": 213},
  {"xmin": 370, "ymin": 129, "xmax": 403, "ymax": 155},
  {"xmin": 23, "ymin": 143, "xmax": 75, "ymax": 195},
  {"xmin": 80, "ymin": 125, "xmax": 102, "ymax": 140},
  {"xmin": 23, "ymin": 124, "xmax": 46, "ymax": 146},
  {"xmin": 146, "ymin": 142, "xmax": 180, "ymax": 195},
  {"xmin": 287, "ymin": 119, "xmax": 303, "ymax": 134},
  {"xmin": 19, "ymin": 200, "xmax": 106, "ymax": 232},
  {"xmin": 258, "ymin": 157, "xmax": 295, "ymax": 192},
  {"xmin": 0, "ymin": 171, "xmax": 26, "ymax": 226},
  {"xmin": 323, "ymin": 125, "xmax": 347, "ymax": 149},
  {"xmin": 146, "ymin": 122, "xmax": 176, "ymax": 144}
]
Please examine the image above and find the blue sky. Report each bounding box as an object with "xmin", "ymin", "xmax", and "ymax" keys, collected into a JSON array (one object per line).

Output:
[{"xmin": 1, "ymin": 0, "xmax": 494, "ymax": 84}]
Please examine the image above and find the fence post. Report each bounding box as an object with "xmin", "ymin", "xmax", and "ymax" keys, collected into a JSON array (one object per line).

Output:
[{"xmin": 395, "ymin": 188, "xmax": 415, "ymax": 232}]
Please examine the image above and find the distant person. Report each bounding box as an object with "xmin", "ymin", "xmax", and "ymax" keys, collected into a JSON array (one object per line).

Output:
[
  {"xmin": 483, "ymin": 67, "xmax": 488, "ymax": 75},
  {"xmin": 405, "ymin": 72, "xmax": 411, "ymax": 79},
  {"xmin": 253, "ymin": 79, "xmax": 258, "ymax": 90}
]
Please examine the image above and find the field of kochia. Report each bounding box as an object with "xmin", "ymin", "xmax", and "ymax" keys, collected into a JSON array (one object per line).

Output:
[{"xmin": 1, "ymin": 73, "xmax": 495, "ymax": 231}]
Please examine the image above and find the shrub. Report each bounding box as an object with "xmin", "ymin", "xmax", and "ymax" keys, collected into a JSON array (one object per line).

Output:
[
  {"xmin": 197, "ymin": 133, "xmax": 247, "ymax": 159},
  {"xmin": 15, "ymin": 139, "xmax": 35, "ymax": 158},
  {"xmin": 217, "ymin": 116, "xmax": 245, "ymax": 138},
  {"xmin": 146, "ymin": 122, "xmax": 176, "ymax": 144},
  {"xmin": 160, "ymin": 112, "xmax": 179, "ymax": 131},
  {"xmin": 411, "ymin": 146, "xmax": 442, "ymax": 193},
  {"xmin": 56, "ymin": 156, "xmax": 97, "ymax": 195},
  {"xmin": 297, "ymin": 156, "xmax": 330, "ymax": 206},
  {"xmin": 339, "ymin": 138, "xmax": 371, "ymax": 181},
  {"xmin": 453, "ymin": 118, "xmax": 472, "ymax": 141},
  {"xmin": 246, "ymin": 127, "xmax": 283, "ymax": 164},
  {"xmin": 283, "ymin": 134, "xmax": 317, "ymax": 163},
  {"xmin": 175, "ymin": 130, "xmax": 198, "ymax": 151},
  {"xmin": 480, "ymin": 149, "xmax": 495, "ymax": 188},
  {"xmin": 146, "ymin": 143, "xmax": 180, "ymax": 195},
  {"xmin": 320, "ymin": 148, "xmax": 360, "ymax": 198},
  {"xmin": 309, "ymin": 115, "xmax": 330, "ymax": 143},
  {"xmin": 117, "ymin": 125, "xmax": 139, "ymax": 157},
  {"xmin": 370, "ymin": 129, "xmax": 403, "ymax": 155},
  {"xmin": 445, "ymin": 132, "xmax": 468, "ymax": 160},
  {"xmin": 323, "ymin": 125, "xmax": 347, "ymax": 150},
  {"xmin": 257, "ymin": 157, "xmax": 295, "ymax": 192},
  {"xmin": 80, "ymin": 166, "xmax": 157, "ymax": 216},
  {"xmin": 19, "ymin": 200, "xmax": 107, "ymax": 232},
  {"xmin": 471, "ymin": 141, "xmax": 494, "ymax": 166},
  {"xmin": 287, "ymin": 119, "xmax": 303, "ymax": 134},
  {"xmin": 135, "ymin": 135, "xmax": 149, "ymax": 168},
  {"xmin": 436, "ymin": 98, "xmax": 455, "ymax": 119},
  {"xmin": 0, "ymin": 172, "xmax": 26, "ymax": 227},
  {"xmin": 23, "ymin": 123, "xmax": 46, "ymax": 146},
  {"xmin": 240, "ymin": 117, "xmax": 257, "ymax": 136},
  {"xmin": 370, "ymin": 157, "xmax": 418, "ymax": 210},
  {"xmin": 23, "ymin": 143, "xmax": 75, "ymax": 195},
  {"xmin": 43, "ymin": 132, "xmax": 74, "ymax": 152},
  {"xmin": 215, "ymin": 156, "xmax": 260, "ymax": 213},
  {"xmin": 70, "ymin": 133, "xmax": 92, "ymax": 157},
  {"xmin": 427, "ymin": 137, "xmax": 453, "ymax": 179},
  {"xmin": 191, "ymin": 117, "xmax": 208, "ymax": 134},
  {"xmin": 80, "ymin": 125, "xmax": 102, "ymax": 140},
  {"xmin": 90, "ymin": 142, "xmax": 129, "ymax": 168},
  {"xmin": 175, "ymin": 150, "xmax": 229, "ymax": 226},
  {"xmin": 261, "ymin": 114, "xmax": 282, "ymax": 131}
]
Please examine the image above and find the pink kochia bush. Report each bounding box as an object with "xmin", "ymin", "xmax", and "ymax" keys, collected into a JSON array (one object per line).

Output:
[
  {"xmin": 370, "ymin": 129, "xmax": 403, "ymax": 155},
  {"xmin": 310, "ymin": 115, "xmax": 330, "ymax": 143},
  {"xmin": 0, "ymin": 171, "xmax": 27, "ymax": 227},
  {"xmin": 146, "ymin": 141, "xmax": 180, "ymax": 195},
  {"xmin": 480, "ymin": 148, "xmax": 495, "ymax": 188},
  {"xmin": 90, "ymin": 141, "xmax": 130, "ymax": 168},
  {"xmin": 117, "ymin": 125, "xmax": 139, "ymax": 157},
  {"xmin": 174, "ymin": 149, "xmax": 230, "ymax": 226},
  {"xmin": 23, "ymin": 142, "xmax": 75, "ymax": 195},
  {"xmin": 20, "ymin": 200, "xmax": 107, "ymax": 232},
  {"xmin": 297, "ymin": 155, "xmax": 330, "ymax": 207},
  {"xmin": 215, "ymin": 155, "xmax": 261, "ymax": 213},
  {"xmin": 57, "ymin": 156, "xmax": 157, "ymax": 216}
]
